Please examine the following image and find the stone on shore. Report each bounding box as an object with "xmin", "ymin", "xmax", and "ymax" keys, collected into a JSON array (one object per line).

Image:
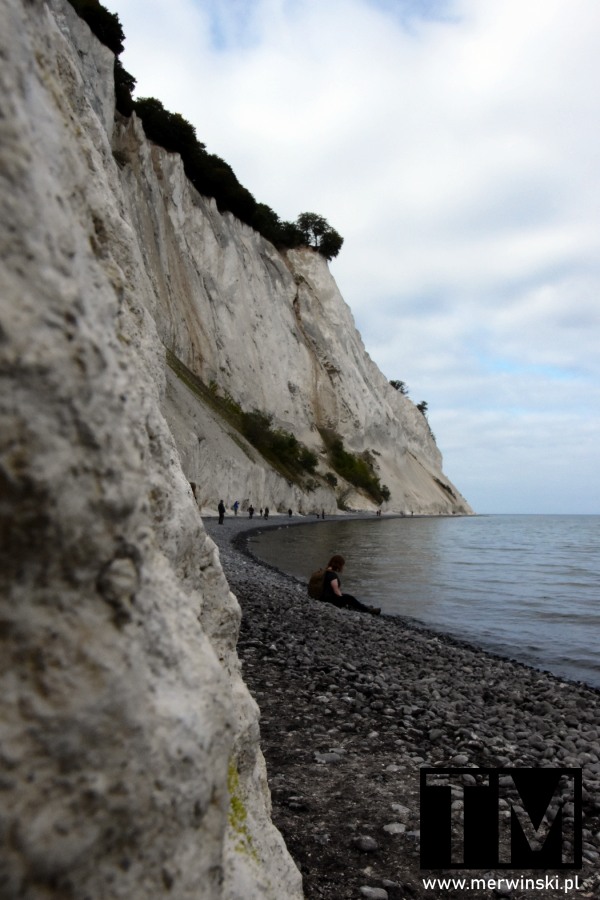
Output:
[{"xmin": 206, "ymin": 515, "xmax": 600, "ymax": 900}]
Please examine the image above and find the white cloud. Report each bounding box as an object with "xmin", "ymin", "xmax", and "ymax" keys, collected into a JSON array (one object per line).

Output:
[
  {"xmin": 112, "ymin": 0, "xmax": 600, "ymax": 513},
  {"xmin": 436, "ymin": 408, "xmax": 600, "ymax": 514}
]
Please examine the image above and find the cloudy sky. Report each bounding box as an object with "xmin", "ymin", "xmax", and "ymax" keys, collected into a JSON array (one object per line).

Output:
[{"xmin": 111, "ymin": 0, "xmax": 600, "ymax": 514}]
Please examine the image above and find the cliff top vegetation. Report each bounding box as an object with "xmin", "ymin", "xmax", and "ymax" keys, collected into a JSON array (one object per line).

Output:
[{"xmin": 66, "ymin": 0, "xmax": 344, "ymax": 260}]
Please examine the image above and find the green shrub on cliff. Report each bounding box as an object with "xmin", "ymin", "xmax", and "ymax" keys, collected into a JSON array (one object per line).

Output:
[
  {"xmin": 66, "ymin": 0, "xmax": 342, "ymax": 258},
  {"xmin": 67, "ymin": 0, "xmax": 125, "ymax": 53},
  {"xmin": 319, "ymin": 428, "xmax": 390, "ymax": 505},
  {"xmin": 131, "ymin": 98, "xmax": 342, "ymax": 255},
  {"xmin": 167, "ymin": 352, "xmax": 319, "ymax": 484},
  {"xmin": 296, "ymin": 213, "xmax": 344, "ymax": 261},
  {"xmin": 240, "ymin": 410, "xmax": 318, "ymax": 478},
  {"xmin": 66, "ymin": 0, "xmax": 137, "ymax": 115},
  {"xmin": 114, "ymin": 59, "xmax": 136, "ymax": 116}
]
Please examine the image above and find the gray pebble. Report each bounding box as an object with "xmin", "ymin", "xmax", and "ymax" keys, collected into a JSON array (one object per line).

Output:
[
  {"xmin": 383, "ymin": 822, "xmax": 406, "ymax": 834},
  {"xmin": 314, "ymin": 751, "xmax": 342, "ymax": 763},
  {"xmin": 359, "ymin": 888, "xmax": 388, "ymax": 899},
  {"xmin": 354, "ymin": 835, "xmax": 379, "ymax": 852}
]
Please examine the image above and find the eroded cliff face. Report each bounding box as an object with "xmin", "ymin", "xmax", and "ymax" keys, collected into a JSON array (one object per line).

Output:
[
  {"xmin": 111, "ymin": 88, "xmax": 471, "ymax": 517},
  {"xmin": 0, "ymin": 1, "xmax": 301, "ymax": 897}
]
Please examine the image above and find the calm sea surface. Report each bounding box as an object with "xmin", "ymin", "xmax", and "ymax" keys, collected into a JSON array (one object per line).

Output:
[{"xmin": 248, "ymin": 515, "xmax": 600, "ymax": 688}]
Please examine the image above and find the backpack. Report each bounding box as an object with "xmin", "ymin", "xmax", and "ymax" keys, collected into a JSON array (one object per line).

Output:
[{"xmin": 307, "ymin": 568, "xmax": 326, "ymax": 600}]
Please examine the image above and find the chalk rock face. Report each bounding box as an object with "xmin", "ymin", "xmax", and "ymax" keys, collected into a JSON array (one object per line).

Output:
[
  {"xmin": 0, "ymin": 1, "xmax": 301, "ymax": 898},
  {"xmin": 112, "ymin": 97, "xmax": 472, "ymax": 516}
]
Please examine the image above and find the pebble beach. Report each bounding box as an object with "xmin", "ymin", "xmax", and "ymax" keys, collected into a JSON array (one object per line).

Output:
[{"xmin": 205, "ymin": 515, "xmax": 600, "ymax": 900}]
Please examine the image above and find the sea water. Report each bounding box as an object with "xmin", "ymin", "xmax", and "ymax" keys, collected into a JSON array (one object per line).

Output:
[{"xmin": 248, "ymin": 515, "xmax": 600, "ymax": 689}]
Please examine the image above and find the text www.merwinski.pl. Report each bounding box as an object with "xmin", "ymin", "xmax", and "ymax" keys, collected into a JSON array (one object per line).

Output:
[{"xmin": 422, "ymin": 875, "xmax": 582, "ymax": 893}]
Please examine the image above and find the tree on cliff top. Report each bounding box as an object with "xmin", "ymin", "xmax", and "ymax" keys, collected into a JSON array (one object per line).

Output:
[
  {"xmin": 66, "ymin": 0, "xmax": 136, "ymax": 115},
  {"xmin": 296, "ymin": 213, "xmax": 344, "ymax": 261},
  {"xmin": 66, "ymin": 0, "xmax": 344, "ymax": 259},
  {"xmin": 67, "ymin": 0, "xmax": 125, "ymax": 54}
]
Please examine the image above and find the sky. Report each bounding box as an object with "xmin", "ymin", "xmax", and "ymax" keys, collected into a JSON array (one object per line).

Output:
[{"xmin": 110, "ymin": 0, "xmax": 600, "ymax": 514}]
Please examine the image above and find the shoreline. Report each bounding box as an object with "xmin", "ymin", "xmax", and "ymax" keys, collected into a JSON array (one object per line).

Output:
[
  {"xmin": 205, "ymin": 515, "xmax": 600, "ymax": 900},
  {"xmin": 223, "ymin": 512, "xmax": 597, "ymax": 693}
]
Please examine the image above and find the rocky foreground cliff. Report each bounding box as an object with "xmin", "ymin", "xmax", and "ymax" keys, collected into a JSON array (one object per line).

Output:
[
  {"xmin": 1, "ymin": 1, "xmax": 303, "ymax": 897},
  {"xmin": 0, "ymin": 1, "xmax": 471, "ymax": 897}
]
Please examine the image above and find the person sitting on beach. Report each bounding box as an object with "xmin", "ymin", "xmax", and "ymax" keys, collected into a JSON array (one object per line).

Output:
[{"xmin": 321, "ymin": 555, "xmax": 380, "ymax": 615}]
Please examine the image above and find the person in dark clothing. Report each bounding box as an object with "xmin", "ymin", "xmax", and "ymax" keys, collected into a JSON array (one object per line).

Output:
[
  {"xmin": 248, "ymin": 505, "xmax": 254, "ymax": 519},
  {"xmin": 218, "ymin": 499, "xmax": 225, "ymax": 525},
  {"xmin": 320, "ymin": 555, "xmax": 380, "ymax": 615}
]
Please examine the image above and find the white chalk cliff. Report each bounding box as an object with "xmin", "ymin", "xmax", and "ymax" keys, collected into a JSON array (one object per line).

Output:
[
  {"xmin": 0, "ymin": 1, "xmax": 471, "ymax": 898},
  {"xmin": 110, "ymin": 52, "xmax": 471, "ymax": 518}
]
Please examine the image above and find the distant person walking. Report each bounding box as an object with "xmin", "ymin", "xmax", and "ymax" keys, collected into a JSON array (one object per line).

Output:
[
  {"xmin": 321, "ymin": 555, "xmax": 380, "ymax": 615},
  {"xmin": 218, "ymin": 499, "xmax": 225, "ymax": 525},
  {"xmin": 264, "ymin": 506, "xmax": 269, "ymax": 519},
  {"xmin": 233, "ymin": 500, "xmax": 239, "ymax": 516},
  {"xmin": 248, "ymin": 505, "xmax": 254, "ymax": 519}
]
